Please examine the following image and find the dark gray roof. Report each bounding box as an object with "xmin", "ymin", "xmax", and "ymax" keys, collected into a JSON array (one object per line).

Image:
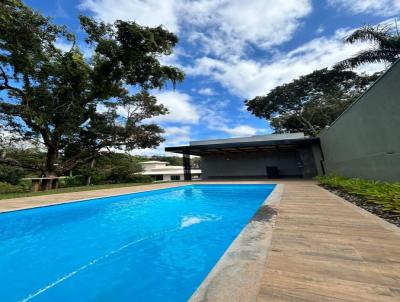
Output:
[
  {"xmin": 189, "ymin": 132, "xmax": 305, "ymax": 146},
  {"xmin": 165, "ymin": 136, "xmax": 319, "ymax": 155}
]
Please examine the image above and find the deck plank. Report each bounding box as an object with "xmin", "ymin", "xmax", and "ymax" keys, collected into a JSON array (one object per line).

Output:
[{"xmin": 257, "ymin": 182, "xmax": 400, "ymax": 302}]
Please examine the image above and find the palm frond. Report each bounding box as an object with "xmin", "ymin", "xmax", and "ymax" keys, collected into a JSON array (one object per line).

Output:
[
  {"xmin": 345, "ymin": 25, "xmax": 399, "ymax": 50},
  {"xmin": 335, "ymin": 49, "xmax": 398, "ymax": 69}
]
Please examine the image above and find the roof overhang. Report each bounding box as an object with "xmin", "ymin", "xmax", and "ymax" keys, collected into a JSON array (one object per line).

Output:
[{"xmin": 165, "ymin": 137, "xmax": 320, "ymax": 156}]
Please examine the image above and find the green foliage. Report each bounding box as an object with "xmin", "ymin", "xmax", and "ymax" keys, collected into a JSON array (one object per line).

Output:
[
  {"xmin": 107, "ymin": 166, "xmax": 138, "ymax": 183},
  {"xmin": 245, "ymin": 68, "xmax": 379, "ymax": 136},
  {"xmin": 0, "ymin": 164, "xmax": 25, "ymax": 184},
  {"xmin": 124, "ymin": 174, "xmax": 152, "ymax": 184},
  {"xmin": 335, "ymin": 23, "xmax": 400, "ymax": 69},
  {"xmin": 74, "ymin": 152, "xmax": 150, "ymax": 184},
  {"xmin": 0, "ymin": 1, "xmax": 184, "ymax": 177},
  {"xmin": 316, "ymin": 175, "xmax": 400, "ymax": 213},
  {"xmin": 0, "ymin": 148, "xmax": 46, "ymax": 177},
  {"xmin": 61, "ymin": 176, "xmax": 86, "ymax": 188},
  {"xmin": 0, "ymin": 181, "xmax": 25, "ymax": 194}
]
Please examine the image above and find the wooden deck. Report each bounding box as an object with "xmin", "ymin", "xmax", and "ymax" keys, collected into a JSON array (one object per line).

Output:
[
  {"xmin": 0, "ymin": 181, "xmax": 399, "ymax": 301},
  {"xmin": 257, "ymin": 182, "xmax": 400, "ymax": 302}
]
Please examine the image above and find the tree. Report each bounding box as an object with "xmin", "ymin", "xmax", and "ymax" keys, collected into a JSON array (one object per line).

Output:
[
  {"xmin": 335, "ymin": 23, "xmax": 400, "ymax": 69},
  {"xmin": 245, "ymin": 68, "xmax": 379, "ymax": 136},
  {"xmin": 0, "ymin": 1, "xmax": 184, "ymax": 177},
  {"xmin": 74, "ymin": 152, "xmax": 144, "ymax": 184}
]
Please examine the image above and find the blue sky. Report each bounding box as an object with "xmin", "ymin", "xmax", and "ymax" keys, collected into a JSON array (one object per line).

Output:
[{"xmin": 25, "ymin": 0, "xmax": 398, "ymax": 155}]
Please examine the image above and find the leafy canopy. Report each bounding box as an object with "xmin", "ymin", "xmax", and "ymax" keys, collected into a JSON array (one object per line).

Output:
[
  {"xmin": 0, "ymin": 0, "xmax": 184, "ymax": 176},
  {"xmin": 245, "ymin": 68, "xmax": 379, "ymax": 136},
  {"xmin": 335, "ymin": 23, "xmax": 400, "ymax": 69}
]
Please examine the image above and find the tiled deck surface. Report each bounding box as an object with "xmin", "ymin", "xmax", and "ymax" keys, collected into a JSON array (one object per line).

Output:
[
  {"xmin": 0, "ymin": 181, "xmax": 399, "ymax": 301},
  {"xmin": 257, "ymin": 181, "xmax": 400, "ymax": 302}
]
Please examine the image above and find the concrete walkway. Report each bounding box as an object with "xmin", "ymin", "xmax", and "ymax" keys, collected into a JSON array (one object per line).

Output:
[
  {"xmin": 257, "ymin": 182, "xmax": 400, "ymax": 302},
  {"xmin": 0, "ymin": 181, "xmax": 399, "ymax": 301}
]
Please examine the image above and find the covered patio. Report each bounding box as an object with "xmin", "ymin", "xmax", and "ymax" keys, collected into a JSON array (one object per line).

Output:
[{"xmin": 165, "ymin": 135, "xmax": 323, "ymax": 180}]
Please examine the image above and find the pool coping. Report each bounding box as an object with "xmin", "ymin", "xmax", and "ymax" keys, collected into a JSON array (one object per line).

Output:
[
  {"xmin": 0, "ymin": 183, "xmax": 190, "ymax": 214},
  {"xmin": 0, "ymin": 181, "xmax": 276, "ymax": 215},
  {"xmin": 189, "ymin": 184, "xmax": 283, "ymax": 302}
]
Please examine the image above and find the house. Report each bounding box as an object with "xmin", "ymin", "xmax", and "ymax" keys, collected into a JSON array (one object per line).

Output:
[
  {"xmin": 165, "ymin": 133, "xmax": 323, "ymax": 180},
  {"xmin": 165, "ymin": 59, "xmax": 400, "ymax": 182},
  {"xmin": 319, "ymin": 58, "xmax": 400, "ymax": 182},
  {"xmin": 138, "ymin": 161, "xmax": 201, "ymax": 181}
]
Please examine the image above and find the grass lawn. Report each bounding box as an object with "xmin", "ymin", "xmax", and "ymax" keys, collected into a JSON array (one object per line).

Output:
[{"xmin": 0, "ymin": 182, "xmax": 154, "ymax": 200}]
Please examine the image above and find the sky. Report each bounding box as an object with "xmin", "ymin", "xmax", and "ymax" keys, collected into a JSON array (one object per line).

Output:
[{"xmin": 25, "ymin": 0, "xmax": 399, "ymax": 155}]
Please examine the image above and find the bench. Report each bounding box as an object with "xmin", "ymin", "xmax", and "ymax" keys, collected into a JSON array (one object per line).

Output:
[{"xmin": 30, "ymin": 177, "xmax": 60, "ymax": 192}]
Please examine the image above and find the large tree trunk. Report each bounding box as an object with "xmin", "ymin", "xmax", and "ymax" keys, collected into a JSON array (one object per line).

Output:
[
  {"xmin": 85, "ymin": 157, "xmax": 96, "ymax": 186},
  {"xmin": 45, "ymin": 146, "xmax": 58, "ymax": 177}
]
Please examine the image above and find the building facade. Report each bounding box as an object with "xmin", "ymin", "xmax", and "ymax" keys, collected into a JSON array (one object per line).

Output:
[
  {"xmin": 165, "ymin": 60, "xmax": 400, "ymax": 182},
  {"xmin": 166, "ymin": 133, "xmax": 323, "ymax": 180},
  {"xmin": 320, "ymin": 59, "xmax": 400, "ymax": 182},
  {"xmin": 138, "ymin": 161, "xmax": 201, "ymax": 181}
]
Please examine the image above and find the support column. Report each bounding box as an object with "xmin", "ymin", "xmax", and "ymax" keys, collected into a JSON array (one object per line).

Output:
[
  {"xmin": 298, "ymin": 146, "xmax": 318, "ymax": 178},
  {"xmin": 183, "ymin": 152, "xmax": 192, "ymax": 181}
]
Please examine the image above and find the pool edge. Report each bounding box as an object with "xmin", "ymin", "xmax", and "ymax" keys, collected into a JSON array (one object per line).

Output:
[
  {"xmin": 0, "ymin": 183, "xmax": 275, "ymax": 215},
  {"xmin": 189, "ymin": 184, "xmax": 283, "ymax": 302},
  {"xmin": 0, "ymin": 183, "xmax": 192, "ymax": 214}
]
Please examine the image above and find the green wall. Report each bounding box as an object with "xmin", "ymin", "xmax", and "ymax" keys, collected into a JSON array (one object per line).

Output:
[{"xmin": 320, "ymin": 60, "xmax": 400, "ymax": 182}]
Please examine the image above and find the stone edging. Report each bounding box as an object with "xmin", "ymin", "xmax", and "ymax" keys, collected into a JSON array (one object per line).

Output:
[{"xmin": 189, "ymin": 184, "xmax": 283, "ymax": 302}]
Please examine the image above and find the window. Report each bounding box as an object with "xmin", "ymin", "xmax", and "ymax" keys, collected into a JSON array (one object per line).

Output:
[
  {"xmin": 171, "ymin": 175, "xmax": 180, "ymax": 181},
  {"xmin": 154, "ymin": 175, "xmax": 163, "ymax": 181}
]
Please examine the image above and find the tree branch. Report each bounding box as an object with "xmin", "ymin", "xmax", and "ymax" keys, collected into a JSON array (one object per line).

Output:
[
  {"xmin": 0, "ymin": 157, "xmax": 45, "ymax": 175},
  {"xmin": 0, "ymin": 66, "xmax": 25, "ymax": 97}
]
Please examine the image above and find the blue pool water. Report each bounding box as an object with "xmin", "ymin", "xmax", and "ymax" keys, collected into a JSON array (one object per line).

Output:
[{"xmin": 0, "ymin": 184, "xmax": 275, "ymax": 302}]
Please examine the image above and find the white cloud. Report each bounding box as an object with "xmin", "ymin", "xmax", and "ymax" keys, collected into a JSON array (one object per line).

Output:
[
  {"xmin": 130, "ymin": 126, "xmax": 191, "ymax": 156},
  {"xmin": 221, "ymin": 125, "xmax": 259, "ymax": 137},
  {"xmin": 316, "ymin": 25, "xmax": 325, "ymax": 35},
  {"xmin": 97, "ymin": 91, "xmax": 199, "ymax": 125},
  {"xmin": 79, "ymin": 0, "xmax": 312, "ymax": 58},
  {"xmin": 55, "ymin": 39, "xmax": 94, "ymax": 58},
  {"xmin": 186, "ymin": 28, "xmax": 387, "ymax": 99},
  {"xmin": 150, "ymin": 91, "xmax": 200, "ymax": 124},
  {"xmin": 197, "ymin": 87, "xmax": 216, "ymax": 96},
  {"xmin": 180, "ymin": 0, "xmax": 312, "ymax": 57},
  {"xmin": 79, "ymin": 0, "xmax": 179, "ymax": 32},
  {"xmin": 163, "ymin": 126, "xmax": 191, "ymax": 144},
  {"xmin": 197, "ymin": 101, "xmax": 267, "ymax": 137},
  {"xmin": 329, "ymin": 0, "xmax": 400, "ymax": 16},
  {"xmin": 55, "ymin": 40, "xmax": 73, "ymax": 52}
]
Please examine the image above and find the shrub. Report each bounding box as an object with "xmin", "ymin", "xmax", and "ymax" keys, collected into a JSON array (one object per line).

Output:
[
  {"xmin": 61, "ymin": 175, "xmax": 86, "ymax": 187},
  {"xmin": 107, "ymin": 166, "xmax": 133, "ymax": 183},
  {"xmin": 0, "ymin": 164, "xmax": 25, "ymax": 185},
  {"xmin": 90, "ymin": 171, "xmax": 108, "ymax": 185},
  {"xmin": 315, "ymin": 175, "xmax": 400, "ymax": 213},
  {"xmin": 0, "ymin": 182, "xmax": 24, "ymax": 194},
  {"xmin": 125, "ymin": 174, "xmax": 152, "ymax": 183},
  {"xmin": 106, "ymin": 166, "xmax": 149, "ymax": 184}
]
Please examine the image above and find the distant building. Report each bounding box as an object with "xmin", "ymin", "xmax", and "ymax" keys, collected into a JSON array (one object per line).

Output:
[{"xmin": 138, "ymin": 161, "xmax": 201, "ymax": 181}]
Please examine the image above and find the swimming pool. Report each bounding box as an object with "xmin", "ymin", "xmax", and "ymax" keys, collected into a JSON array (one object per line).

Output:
[{"xmin": 0, "ymin": 184, "xmax": 275, "ymax": 302}]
